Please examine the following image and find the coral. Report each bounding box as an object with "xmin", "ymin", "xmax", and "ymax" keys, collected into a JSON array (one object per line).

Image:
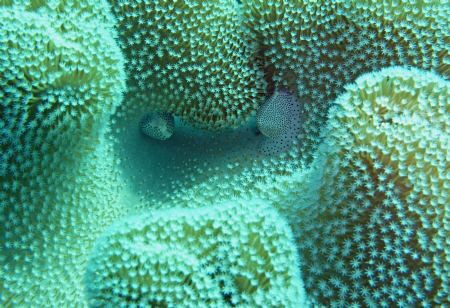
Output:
[
  {"xmin": 85, "ymin": 199, "xmax": 307, "ymax": 307},
  {"xmin": 139, "ymin": 112, "xmax": 175, "ymax": 140},
  {"xmin": 0, "ymin": 0, "xmax": 117, "ymax": 19},
  {"xmin": 111, "ymin": 0, "xmax": 450, "ymax": 209},
  {"xmin": 284, "ymin": 67, "xmax": 449, "ymax": 307},
  {"xmin": 242, "ymin": 0, "xmax": 449, "ymax": 94},
  {"xmin": 2, "ymin": 0, "xmax": 448, "ymax": 305},
  {"xmin": 109, "ymin": 0, "xmax": 265, "ymax": 130},
  {"xmin": 150, "ymin": 66, "xmax": 449, "ymax": 307},
  {"xmin": 0, "ymin": 131, "xmax": 127, "ymax": 307},
  {"xmin": 240, "ymin": 0, "xmax": 449, "ymax": 164},
  {"xmin": 0, "ymin": 3, "xmax": 125, "ymax": 143},
  {"xmin": 110, "ymin": 88, "xmax": 305, "ymax": 205},
  {"xmin": 0, "ymin": 2, "xmax": 128, "ymax": 306}
]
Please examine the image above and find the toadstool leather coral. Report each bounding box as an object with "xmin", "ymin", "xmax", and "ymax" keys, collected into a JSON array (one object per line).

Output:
[
  {"xmin": 85, "ymin": 199, "xmax": 308, "ymax": 307},
  {"xmin": 240, "ymin": 0, "xmax": 449, "ymax": 165},
  {"xmin": 0, "ymin": 1, "xmax": 128, "ymax": 306},
  {"xmin": 1, "ymin": 0, "xmax": 449, "ymax": 306},
  {"xmin": 287, "ymin": 67, "xmax": 449, "ymax": 307},
  {"xmin": 150, "ymin": 66, "xmax": 449, "ymax": 307},
  {"xmin": 109, "ymin": 0, "xmax": 266, "ymax": 130}
]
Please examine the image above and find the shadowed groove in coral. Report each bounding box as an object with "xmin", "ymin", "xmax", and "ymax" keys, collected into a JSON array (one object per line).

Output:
[{"xmin": 109, "ymin": 88, "xmax": 308, "ymax": 206}]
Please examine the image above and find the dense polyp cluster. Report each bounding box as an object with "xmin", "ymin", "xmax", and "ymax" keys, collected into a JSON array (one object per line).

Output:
[
  {"xmin": 0, "ymin": 131, "xmax": 125, "ymax": 307},
  {"xmin": 0, "ymin": 1, "xmax": 127, "ymax": 306},
  {"xmin": 241, "ymin": 0, "xmax": 449, "ymax": 163},
  {"xmin": 86, "ymin": 200, "xmax": 307, "ymax": 307},
  {"xmin": 111, "ymin": 0, "xmax": 449, "ymax": 216},
  {"xmin": 109, "ymin": 0, "xmax": 265, "ymax": 130},
  {"xmin": 291, "ymin": 67, "xmax": 449, "ymax": 307},
  {"xmin": 0, "ymin": 2, "xmax": 125, "ymax": 175},
  {"xmin": 161, "ymin": 69, "xmax": 450, "ymax": 308},
  {"xmin": 1, "ymin": 0, "xmax": 449, "ymax": 306},
  {"xmin": 242, "ymin": 0, "xmax": 449, "ymax": 99}
]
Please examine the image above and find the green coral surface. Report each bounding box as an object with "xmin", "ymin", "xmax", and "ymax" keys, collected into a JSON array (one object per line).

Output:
[{"xmin": 1, "ymin": 0, "xmax": 448, "ymax": 307}]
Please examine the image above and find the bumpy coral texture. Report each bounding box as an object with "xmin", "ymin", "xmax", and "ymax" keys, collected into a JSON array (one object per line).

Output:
[
  {"xmin": 241, "ymin": 0, "xmax": 449, "ymax": 164},
  {"xmin": 151, "ymin": 0, "xmax": 450, "ymax": 242},
  {"xmin": 86, "ymin": 200, "xmax": 307, "ymax": 307},
  {"xmin": 2, "ymin": 0, "xmax": 449, "ymax": 306},
  {"xmin": 0, "ymin": 2, "xmax": 127, "ymax": 306},
  {"xmin": 157, "ymin": 66, "xmax": 449, "ymax": 307},
  {"xmin": 109, "ymin": 0, "xmax": 265, "ymax": 130},
  {"xmin": 113, "ymin": 0, "xmax": 450, "ymax": 210},
  {"xmin": 288, "ymin": 67, "xmax": 449, "ymax": 307},
  {"xmin": 0, "ymin": 3, "xmax": 125, "ymax": 152},
  {"xmin": 0, "ymin": 0, "xmax": 116, "ymax": 16}
]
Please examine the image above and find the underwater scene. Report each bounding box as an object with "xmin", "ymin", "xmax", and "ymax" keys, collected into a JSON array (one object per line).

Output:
[{"xmin": 0, "ymin": 0, "xmax": 449, "ymax": 307}]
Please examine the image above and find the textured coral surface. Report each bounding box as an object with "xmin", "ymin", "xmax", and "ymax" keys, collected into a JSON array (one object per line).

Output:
[
  {"xmin": 86, "ymin": 200, "xmax": 306, "ymax": 307},
  {"xmin": 1, "ymin": 0, "xmax": 449, "ymax": 307},
  {"xmin": 109, "ymin": 0, "xmax": 265, "ymax": 130},
  {"xmin": 291, "ymin": 67, "xmax": 449, "ymax": 307},
  {"xmin": 0, "ymin": 0, "xmax": 128, "ymax": 306}
]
